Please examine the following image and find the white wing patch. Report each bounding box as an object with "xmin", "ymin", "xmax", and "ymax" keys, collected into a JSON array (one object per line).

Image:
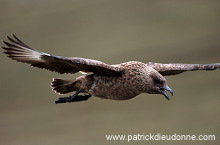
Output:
[
  {"xmin": 79, "ymin": 71, "xmax": 93, "ymax": 75},
  {"xmin": 9, "ymin": 45, "xmax": 45, "ymax": 63}
]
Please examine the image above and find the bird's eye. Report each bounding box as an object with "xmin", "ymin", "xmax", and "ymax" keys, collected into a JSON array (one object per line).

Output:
[
  {"xmin": 153, "ymin": 78, "xmax": 162, "ymax": 84},
  {"xmin": 151, "ymin": 74, "xmax": 164, "ymax": 84}
]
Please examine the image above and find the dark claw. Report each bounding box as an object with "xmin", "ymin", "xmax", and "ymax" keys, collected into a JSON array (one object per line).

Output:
[
  {"xmin": 55, "ymin": 94, "xmax": 92, "ymax": 104},
  {"xmin": 55, "ymin": 97, "xmax": 72, "ymax": 104}
]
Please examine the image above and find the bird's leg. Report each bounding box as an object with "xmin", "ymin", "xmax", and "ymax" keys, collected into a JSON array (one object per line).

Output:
[{"xmin": 55, "ymin": 89, "xmax": 92, "ymax": 104}]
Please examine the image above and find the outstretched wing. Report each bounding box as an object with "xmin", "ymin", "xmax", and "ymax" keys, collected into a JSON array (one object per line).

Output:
[
  {"xmin": 2, "ymin": 34, "xmax": 123, "ymax": 76},
  {"xmin": 146, "ymin": 62, "xmax": 220, "ymax": 76}
]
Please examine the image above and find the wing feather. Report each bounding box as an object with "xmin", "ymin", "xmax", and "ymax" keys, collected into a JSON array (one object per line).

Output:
[
  {"xmin": 2, "ymin": 34, "xmax": 122, "ymax": 76},
  {"xmin": 147, "ymin": 62, "xmax": 220, "ymax": 76}
]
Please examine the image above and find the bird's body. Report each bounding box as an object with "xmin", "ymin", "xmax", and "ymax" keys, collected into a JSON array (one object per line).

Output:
[
  {"xmin": 62, "ymin": 61, "xmax": 160, "ymax": 100},
  {"xmin": 1, "ymin": 34, "xmax": 220, "ymax": 103}
]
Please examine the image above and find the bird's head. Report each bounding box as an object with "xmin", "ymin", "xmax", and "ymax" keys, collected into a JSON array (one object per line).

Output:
[{"xmin": 146, "ymin": 70, "xmax": 173, "ymax": 100}]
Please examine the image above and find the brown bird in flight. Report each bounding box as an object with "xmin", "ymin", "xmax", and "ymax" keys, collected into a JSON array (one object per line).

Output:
[{"xmin": 2, "ymin": 34, "xmax": 220, "ymax": 103}]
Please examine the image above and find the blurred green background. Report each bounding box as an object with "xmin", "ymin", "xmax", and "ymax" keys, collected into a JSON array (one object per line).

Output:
[{"xmin": 0, "ymin": 0, "xmax": 220, "ymax": 145}]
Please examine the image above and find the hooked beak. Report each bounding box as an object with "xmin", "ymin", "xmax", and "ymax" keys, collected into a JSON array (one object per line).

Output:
[{"xmin": 159, "ymin": 85, "xmax": 173, "ymax": 101}]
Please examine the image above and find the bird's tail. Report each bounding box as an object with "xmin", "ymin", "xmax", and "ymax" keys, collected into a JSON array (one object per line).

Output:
[{"xmin": 51, "ymin": 78, "xmax": 81, "ymax": 94}]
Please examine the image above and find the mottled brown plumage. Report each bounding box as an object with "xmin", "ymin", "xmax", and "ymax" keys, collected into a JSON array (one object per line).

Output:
[{"xmin": 2, "ymin": 34, "xmax": 220, "ymax": 103}]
